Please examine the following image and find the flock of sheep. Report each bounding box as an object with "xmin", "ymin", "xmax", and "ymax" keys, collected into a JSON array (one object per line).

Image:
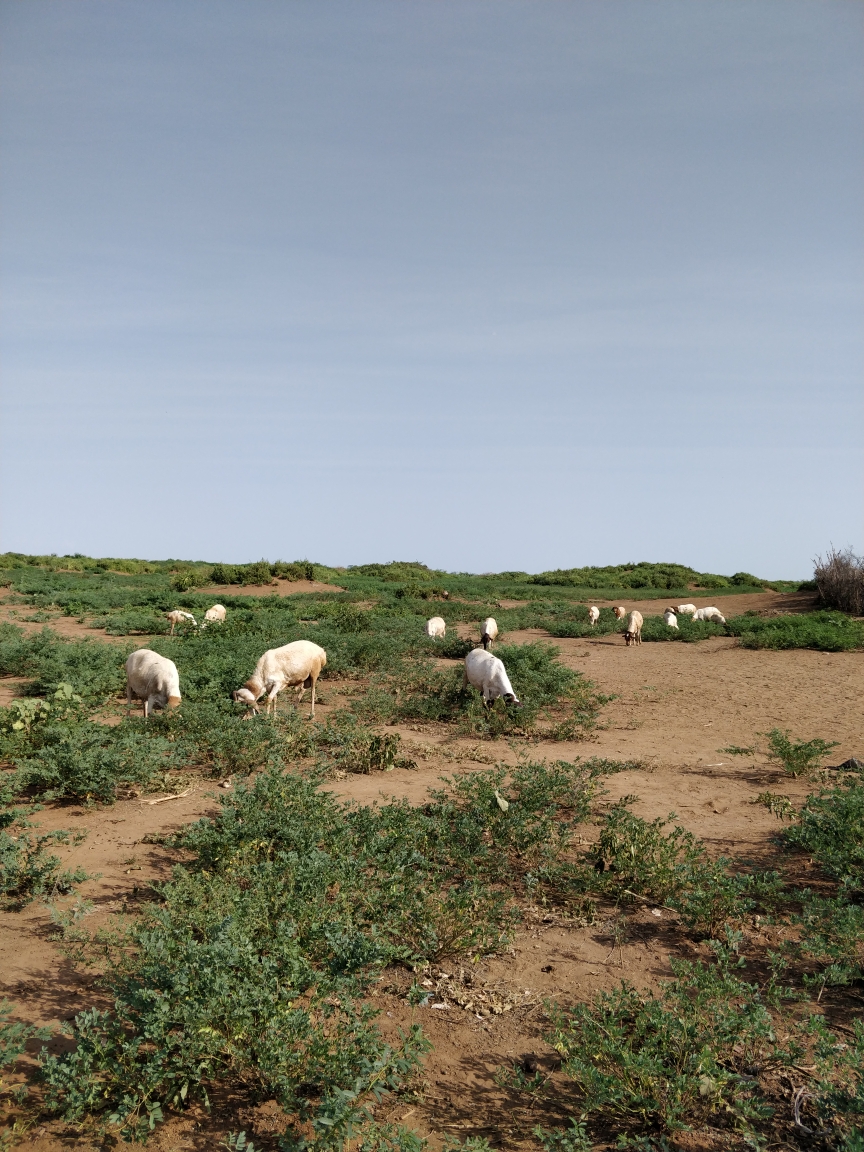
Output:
[{"xmin": 124, "ymin": 599, "xmax": 727, "ymax": 718}]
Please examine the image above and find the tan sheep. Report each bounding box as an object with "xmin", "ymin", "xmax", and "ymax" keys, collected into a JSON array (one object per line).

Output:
[
  {"xmin": 233, "ymin": 640, "xmax": 327, "ymax": 717},
  {"xmin": 624, "ymin": 610, "xmax": 643, "ymax": 646}
]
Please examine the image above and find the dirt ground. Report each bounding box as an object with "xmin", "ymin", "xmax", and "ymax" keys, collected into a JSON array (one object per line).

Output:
[{"xmin": 2, "ymin": 589, "xmax": 862, "ymax": 1150}]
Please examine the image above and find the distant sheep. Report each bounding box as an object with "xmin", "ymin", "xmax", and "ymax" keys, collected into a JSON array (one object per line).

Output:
[
  {"xmin": 126, "ymin": 649, "xmax": 181, "ymax": 718},
  {"xmin": 166, "ymin": 609, "xmax": 196, "ymax": 635},
  {"xmin": 613, "ymin": 606, "xmax": 627, "ymax": 620},
  {"xmin": 588, "ymin": 606, "xmax": 600, "ymax": 626},
  {"xmin": 481, "ymin": 617, "xmax": 498, "ymax": 650},
  {"xmin": 233, "ymin": 640, "xmax": 327, "ymax": 717},
  {"xmin": 663, "ymin": 608, "xmax": 679, "ymax": 629},
  {"xmin": 425, "ymin": 616, "xmax": 446, "ymax": 639},
  {"xmin": 464, "ymin": 649, "xmax": 520, "ymax": 707},
  {"xmin": 202, "ymin": 604, "xmax": 227, "ymax": 627},
  {"xmin": 624, "ymin": 610, "xmax": 643, "ymax": 646},
  {"xmin": 676, "ymin": 604, "xmax": 697, "ymax": 615},
  {"xmin": 692, "ymin": 607, "xmax": 726, "ymax": 624}
]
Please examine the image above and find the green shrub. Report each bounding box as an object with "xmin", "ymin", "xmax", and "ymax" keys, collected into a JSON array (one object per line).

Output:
[
  {"xmin": 765, "ymin": 728, "xmax": 839, "ymax": 776},
  {"xmin": 0, "ymin": 808, "xmax": 88, "ymax": 906},
  {"xmin": 785, "ymin": 778, "xmax": 864, "ymax": 894},
  {"xmin": 536, "ymin": 952, "xmax": 784, "ymax": 1141},
  {"xmin": 242, "ymin": 560, "xmax": 274, "ymax": 586},
  {"xmin": 727, "ymin": 611, "xmax": 864, "ymax": 651},
  {"xmin": 40, "ymin": 760, "xmax": 603, "ymax": 1142}
]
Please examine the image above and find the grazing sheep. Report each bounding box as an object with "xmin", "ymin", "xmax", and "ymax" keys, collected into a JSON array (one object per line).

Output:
[
  {"xmin": 202, "ymin": 604, "xmax": 227, "ymax": 627},
  {"xmin": 692, "ymin": 607, "xmax": 726, "ymax": 624},
  {"xmin": 166, "ymin": 609, "xmax": 197, "ymax": 635},
  {"xmin": 463, "ymin": 649, "xmax": 520, "ymax": 707},
  {"xmin": 126, "ymin": 649, "xmax": 181, "ymax": 718},
  {"xmin": 480, "ymin": 617, "xmax": 498, "ymax": 650},
  {"xmin": 588, "ymin": 606, "xmax": 600, "ymax": 626},
  {"xmin": 624, "ymin": 610, "xmax": 643, "ymax": 646},
  {"xmin": 676, "ymin": 604, "xmax": 697, "ymax": 615},
  {"xmin": 233, "ymin": 640, "xmax": 327, "ymax": 717},
  {"xmin": 663, "ymin": 608, "xmax": 679, "ymax": 629},
  {"xmin": 613, "ymin": 606, "xmax": 627, "ymax": 620},
  {"xmin": 425, "ymin": 616, "xmax": 446, "ymax": 639}
]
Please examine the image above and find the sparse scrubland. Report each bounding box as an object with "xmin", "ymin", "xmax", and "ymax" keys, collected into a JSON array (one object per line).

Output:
[{"xmin": 0, "ymin": 554, "xmax": 861, "ymax": 1151}]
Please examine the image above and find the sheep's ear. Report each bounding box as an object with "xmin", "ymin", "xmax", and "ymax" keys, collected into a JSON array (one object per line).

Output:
[{"xmin": 167, "ymin": 695, "xmax": 182, "ymax": 709}]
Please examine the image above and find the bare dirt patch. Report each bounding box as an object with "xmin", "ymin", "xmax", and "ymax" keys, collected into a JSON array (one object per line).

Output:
[{"xmin": 201, "ymin": 578, "xmax": 345, "ymax": 597}]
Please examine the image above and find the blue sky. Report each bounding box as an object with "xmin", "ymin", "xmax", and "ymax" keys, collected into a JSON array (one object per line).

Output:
[{"xmin": 1, "ymin": 1, "xmax": 861, "ymax": 577}]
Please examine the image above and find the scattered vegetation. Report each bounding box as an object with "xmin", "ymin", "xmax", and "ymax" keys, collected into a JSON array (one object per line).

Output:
[
  {"xmin": 0, "ymin": 553, "xmax": 860, "ymax": 1149},
  {"xmin": 723, "ymin": 728, "xmax": 840, "ymax": 777}
]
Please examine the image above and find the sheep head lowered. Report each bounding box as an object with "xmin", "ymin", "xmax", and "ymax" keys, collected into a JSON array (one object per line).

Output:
[{"xmin": 233, "ymin": 685, "xmax": 261, "ymax": 712}]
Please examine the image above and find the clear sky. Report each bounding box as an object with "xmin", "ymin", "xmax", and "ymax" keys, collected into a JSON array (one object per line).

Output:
[{"xmin": 1, "ymin": 1, "xmax": 861, "ymax": 577}]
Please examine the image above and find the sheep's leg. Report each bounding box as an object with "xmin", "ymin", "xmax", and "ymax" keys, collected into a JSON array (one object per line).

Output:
[{"xmin": 311, "ymin": 677, "xmax": 316, "ymax": 718}]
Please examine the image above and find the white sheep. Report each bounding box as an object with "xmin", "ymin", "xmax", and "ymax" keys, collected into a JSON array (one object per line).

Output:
[
  {"xmin": 624, "ymin": 610, "xmax": 643, "ymax": 646},
  {"xmin": 676, "ymin": 604, "xmax": 697, "ymax": 615},
  {"xmin": 125, "ymin": 649, "xmax": 181, "ymax": 718},
  {"xmin": 166, "ymin": 609, "xmax": 197, "ymax": 635},
  {"xmin": 480, "ymin": 617, "xmax": 498, "ymax": 649},
  {"xmin": 663, "ymin": 608, "xmax": 679, "ymax": 629},
  {"xmin": 233, "ymin": 640, "xmax": 327, "ymax": 717},
  {"xmin": 202, "ymin": 604, "xmax": 227, "ymax": 627},
  {"xmin": 588, "ymin": 606, "xmax": 600, "ymax": 626},
  {"xmin": 463, "ymin": 649, "xmax": 520, "ymax": 707},
  {"xmin": 613, "ymin": 606, "xmax": 627, "ymax": 620},
  {"xmin": 425, "ymin": 616, "xmax": 446, "ymax": 639},
  {"xmin": 692, "ymin": 607, "xmax": 726, "ymax": 624}
]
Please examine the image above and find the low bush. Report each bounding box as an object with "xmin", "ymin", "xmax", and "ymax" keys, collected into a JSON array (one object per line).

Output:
[
  {"xmin": 727, "ymin": 611, "xmax": 864, "ymax": 651},
  {"xmin": 594, "ymin": 806, "xmax": 759, "ymax": 936},
  {"xmin": 40, "ymin": 761, "xmax": 603, "ymax": 1144},
  {"xmin": 785, "ymin": 776, "xmax": 864, "ymax": 895},
  {"xmin": 530, "ymin": 947, "xmax": 864, "ymax": 1148},
  {"xmin": 815, "ymin": 547, "xmax": 864, "ymax": 615},
  {"xmin": 0, "ymin": 808, "xmax": 88, "ymax": 907}
]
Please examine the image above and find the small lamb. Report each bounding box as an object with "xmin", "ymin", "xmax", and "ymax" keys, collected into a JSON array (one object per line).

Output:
[
  {"xmin": 481, "ymin": 617, "xmax": 498, "ymax": 650},
  {"xmin": 464, "ymin": 649, "xmax": 520, "ymax": 707},
  {"xmin": 166, "ymin": 609, "xmax": 197, "ymax": 635},
  {"xmin": 425, "ymin": 616, "xmax": 446, "ymax": 639},
  {"xmin": 692, "ymin": 607, "xmax": 726, "ymax": 624},
  {"xmin": 663, "ymin": 608, "xmax": 679, "ymax": 629},
  {"xmin": 613, "ymin": 606, "xmax": 627, "ymax": 620},
  {"xmin": 125, "ymin": 649, "xmax": 181, "ymax": 718},
  {"xmin": 588, "ymin": 606, "xmax": 600, "ymax": 626},
  {"xmin": 675, "ymin": 604, "xmax": 697, "ymax": 615},
  {"xmin": 202, "ymin": 604, "xmax": 227, "ymax": 627},
  {"xmin": 624, "ymin": 610, "xmax": 643, "ymax": 646},
  {"xmin": 233, "ymin": 640, "xmax": 327, "ymax": 717}
]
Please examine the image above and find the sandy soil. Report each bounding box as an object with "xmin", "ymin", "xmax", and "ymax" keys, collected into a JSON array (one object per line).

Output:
[
  {"xmin": 201, "ymin": 578, "xmax": 345, "ymax": 597},
  {"xmin": 1, "ymin": 590, "xmax": 862, "ymax": 1149}
]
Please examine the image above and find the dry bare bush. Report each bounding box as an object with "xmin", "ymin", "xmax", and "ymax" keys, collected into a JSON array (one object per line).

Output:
[{"xmin": 814, "ymin": 547, "xmax": 864, "ymax": 615}]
